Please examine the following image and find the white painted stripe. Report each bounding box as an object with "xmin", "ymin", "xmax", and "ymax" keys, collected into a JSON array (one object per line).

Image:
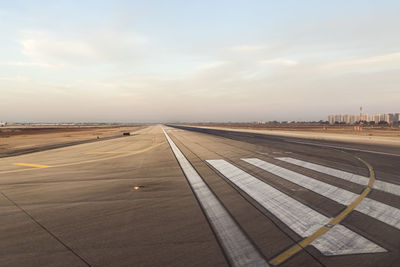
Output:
[
  {"xmin": 244, "ymin": 158, "xmax": 400, "ymax": 231},
  {"xmin": 162, "ymin": 129, "xmax": 268, "ymax": 267},
  {"xmin": 287, "ymin": 140, "xmax": 400, "ymax": 157},
  {"xmin": 207, "ymin": 159, "xmax": 385, "ymax": 255},
  {"xmin": 276, "ymin": 157, "xmax": 400, "ymax": 197}
]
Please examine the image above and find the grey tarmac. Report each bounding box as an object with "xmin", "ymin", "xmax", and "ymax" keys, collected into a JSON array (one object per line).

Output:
[{"xmin": 1, "ymin": 125, "xmax": 399, "ymax": 267}]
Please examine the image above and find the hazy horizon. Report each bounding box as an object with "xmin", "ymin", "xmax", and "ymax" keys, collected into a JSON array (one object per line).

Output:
[{"xmin": 1, "ymin": 1, "xmax": 400, "ymax": 123}]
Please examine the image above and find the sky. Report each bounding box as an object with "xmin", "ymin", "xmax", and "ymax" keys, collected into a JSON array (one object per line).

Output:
[{"xmin": 1, "ymin": 0, "xmax": 400, "ymax": 123}]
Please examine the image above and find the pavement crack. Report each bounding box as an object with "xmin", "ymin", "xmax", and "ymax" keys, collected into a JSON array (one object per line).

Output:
[{"xmin": 0, "ymin": 191, "xmax": 91, "ymax": 267}]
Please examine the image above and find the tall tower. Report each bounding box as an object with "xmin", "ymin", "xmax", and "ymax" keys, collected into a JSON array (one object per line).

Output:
[{"xmin": 360, "ymin": 106, "xmax": 362, "ymax": 124}]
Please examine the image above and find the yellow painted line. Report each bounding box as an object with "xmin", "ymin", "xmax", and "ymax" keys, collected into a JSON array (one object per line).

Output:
[
  {"xmin": 14, "ymin": 163, "xmax": 51, "ymax": 168},
  {"xmin": 85, "ymin": 150, "xmax": 148, "ymax": 155},
  {"xmin": 85, "ymin": 151, "xmax": 127, "ymax": 155},
  {"xmin": 356, "ymin": 156, "xmax": 375, "ymax": 188},
  {"xmin": 54, "ymin": 143, "xmax": 164, "ymax": 168},
  {"xmin": 0, "ymin": 142, "xmax": 164, "ymax": 175},
  {"xmin": 269, "ymin": 156, "xmax": 375, "ymax": 266}
]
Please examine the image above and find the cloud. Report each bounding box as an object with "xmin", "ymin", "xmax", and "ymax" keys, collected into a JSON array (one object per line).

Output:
[
  {"xmin": 2, "ymin": 49, "xmax": 399, "ymax": 123},
  {"xmin": 0, "ymin": 75, "xmax": 30, "ymax": 82},
  {"xmin": 2, "ymin": 61, "xmax": 53, "ymax": 67},
  {"xmin": 195, "ymin": 61, "xmax": 230, "ymax": 70},
  {"xmin": 322, "ymin": 52, "xmax": 400, "ymax": 72},
  {"xmin": 260, "ymin": 58, "xmax": 298, "ymax": 66},
  {"xmin": 20, "ymin": 31, "xmax": 95, "ymax": 67},
  {"xmin": 19, "ymin": 30, "xmax": 149, "ymax": 67},
  {"xmin": 229, "ymin": 45, "xmax": 267, "ymax": 52},
  {"xmin": 4, "ymin": 29, "xmax": 399, "ymax": 122}
]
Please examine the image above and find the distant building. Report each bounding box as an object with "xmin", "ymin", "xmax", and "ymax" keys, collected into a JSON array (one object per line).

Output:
[
  {"xmin": 334, "ymin": 114, "xmax": 342, "ymax": 123},
  {"xmin": 372, "ymin": 114, "xmax": 381, "ymax": 124},
  {"xmin": 350, "ymin": 115, "xmax": 359, "ymax": 124},
  {"xmin": 0, "ymin": 122, "xmax": 6, "ymax": 127},
  {"xmin": 327, "ymin": 112, "xmax": 399, "ymax": 125},
  {"xmin": 380, "ymin": 114, "xmax": 390, "ymax": 123},
  {"xmin": 395, "ymin": 113, "xmax": 400, "ymax": 123},
  {"xmin": 343, "ymin": 114, "xmax": 351, "ymax": 124},
  {"xmin": 328, "ymin": 115, "xmax": 335, "ymax": 124},
  {"xmin": 388, "ymin": 113, "xmax": 399, "ymax": 124},
  {"xmin": 360, "ymin": 113, "xmax": 369, "ymax": 122}
]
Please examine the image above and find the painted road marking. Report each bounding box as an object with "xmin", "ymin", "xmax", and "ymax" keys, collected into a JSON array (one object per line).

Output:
[
  {"xmin": 85, "ymin": 152, "xmax": 125, "ymax": 155},
  {"xmin": 1, "ymin": 143, "xmax": 163, "ymax": 175},
  {"xmin": 244, "ymin": 158, "xmax": 400, "ymax": 231},
  {"xmin": 85, "ymin": 151, "xmax": 135, "ymax": 155},
  {"xmin": 207, "ymin": 159, "xmax": 385, "ymax": 256},
  {"xmin": 162, "ymin": 129, "xmax": 268, "ymax": 267},
  {"xmin": 287, "ymin": 140, "xmax": 400, "ymax": 157},
  {"xmin": 14, "ymin": 163, "xmax": 50, "ymax": 168},
  {"xmin": 269, "ymin": 156, "xmax": 377, "ymax": 265},
  {"xmin": 276, "ymin": 157, "xmax": 400, "ymax": 197}
]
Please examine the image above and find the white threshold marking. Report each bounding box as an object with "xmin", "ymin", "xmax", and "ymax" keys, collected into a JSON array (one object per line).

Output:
[
  {"xmin": 287, "ymin": 140, "xmax": 400, "ymax": 157},
  {"xmin": 207, "ymin": 159, "xmax": 385, "ymax": 255},
  {"xmin": 276, "ymin": 157, "xmax": 400, "ymax": 197},
  {"xmin": 162, "ymin": 129, "xmax": 268, "ymax": 267},
  {"xmin": 243, "ymin": 158, "xmax": 400, "ymax": 231}
]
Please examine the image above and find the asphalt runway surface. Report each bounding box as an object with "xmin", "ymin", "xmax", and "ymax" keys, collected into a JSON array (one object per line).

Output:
[{"xmin": 1, "ymin": 125, "xmax": 399, "ymax": 266}]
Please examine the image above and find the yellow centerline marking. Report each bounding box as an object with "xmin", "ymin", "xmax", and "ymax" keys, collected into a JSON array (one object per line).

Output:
[
  {"xmin": 85, "ymin": 151, "xmax": 127, "ymax": 155},
  {"xmin": 14, "ymin": 163, "xmax": 50, "ymax": 168},
  {"xmin": 54, "ymin": 143, "xmax": 163, "ymax": 168},
  {"xmin": 1, "ymin": 142, "xmax": 164, "ymax": 174},
  {"xmin": 269, "ymin": 156, "xmax": 375, "ymax": 266},
  {"xmin": 85, "ymin": 151, "xmax": 144, "ymax": 155}
]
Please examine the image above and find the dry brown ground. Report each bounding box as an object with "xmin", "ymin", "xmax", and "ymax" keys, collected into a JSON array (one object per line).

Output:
[
  {"xmin": 0, "ymin": 125, "xmax": 146, "ymax": 155},
  {"xmin": 190, "ymin": 124, "xmax": 400, "ymax": 137},
  {"xmin": 186, "ymin": 123, "xmax": 400, "ymax": 147}
]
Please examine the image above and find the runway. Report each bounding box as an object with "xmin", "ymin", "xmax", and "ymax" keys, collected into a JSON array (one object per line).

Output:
[{"xmin": 1, "ymin": 125, "xmax": 399, "ymax": 266}]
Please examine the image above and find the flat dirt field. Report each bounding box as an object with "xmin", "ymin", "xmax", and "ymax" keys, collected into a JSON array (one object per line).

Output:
[
  {"xmin": 188, "ymin": 124, "xmax": 400, "ymax": 147},
  {"xmin": 0, "ymin": 125, "xmax": 146, "ymax": 157}
]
